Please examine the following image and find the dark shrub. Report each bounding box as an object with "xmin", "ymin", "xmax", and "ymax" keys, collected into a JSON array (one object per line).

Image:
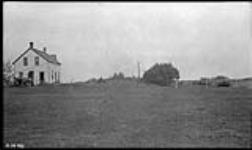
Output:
[
  {"xmin": 98, "ymin": 77, "xmax": 105, "ymax": 83},
  {"xmin": 217, "ymin": 81, "xmax": 231, "ymax": 87},
  {"xmin": 12, "ymin": 77, "xmax": 34, "ymax": 87}
]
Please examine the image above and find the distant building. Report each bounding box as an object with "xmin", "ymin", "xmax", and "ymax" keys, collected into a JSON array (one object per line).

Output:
[
  {"xmin": 12, "ymin": 42, "xmax": 61, "ymax": 85},
  {"xmin": 199, "ymin": 76, "xmax": 231, "ymax": 87},
  {"xmin": 211, "ymin": 75, "xmax": 230, "ymax": 86}
]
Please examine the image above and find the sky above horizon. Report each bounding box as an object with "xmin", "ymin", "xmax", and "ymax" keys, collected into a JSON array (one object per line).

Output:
[{"xmin": 3, "ymin": 2, "xmax": 252, "ymax": 82}]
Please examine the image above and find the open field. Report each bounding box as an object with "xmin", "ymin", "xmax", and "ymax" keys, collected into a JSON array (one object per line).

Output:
[{"xmin": 4, "ymin": 80, "xmax": 252, "ymax": 148}]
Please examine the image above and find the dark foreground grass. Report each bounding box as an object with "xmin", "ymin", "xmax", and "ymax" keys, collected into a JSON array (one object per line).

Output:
[{"xmin": 3, "ymin": 80, "xmax": 252, "ymax": 147}]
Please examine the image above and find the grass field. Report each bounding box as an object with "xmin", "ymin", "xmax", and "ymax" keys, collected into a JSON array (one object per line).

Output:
[{"xmin": 3, "ymin": 80, "xmax": 252, "ymax": 148}]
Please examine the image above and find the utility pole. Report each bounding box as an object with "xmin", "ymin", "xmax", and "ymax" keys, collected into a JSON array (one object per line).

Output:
[
  {"xmin": 137, "ymin": 61, "xmax": 140, "ymax": 80},
  {"xmin": 206, "ymin": 79, "xmax": 208, "ymax": 88},
  {"xmin": 137, "ymin": 61, "xmax": 141, "ymax": 87}
]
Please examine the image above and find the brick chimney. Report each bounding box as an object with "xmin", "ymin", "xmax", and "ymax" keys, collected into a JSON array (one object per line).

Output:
[
  {"xmin": 43, "ymin": 47, "xmax": 47, "ymax": 53},
  {"xmin": 29, "ymin": 42, "xmax": 33, "ymax": 49}
]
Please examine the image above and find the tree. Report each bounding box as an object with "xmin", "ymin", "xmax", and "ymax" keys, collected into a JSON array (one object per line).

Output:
[
  {"xmin": 112, "ymin": 73, "xmax": 118, "ymax": 79},
  {"xmin": 112, "ymin": 72, "xmax": 124, "ymax": 79},
  {"xmin": 98, "ymin": 76, "xmax": 105, "ymax": 83},
  {"xmin": 117, "ymin": 72, "xmax": 124, "ymax": 79},
  {"xmin": 142, "ymin": 63, "xmax": 180, "ymax": 86},
  {"xmin": 3, "ymin": 60, "xmax": 14, "ymax": 87}
]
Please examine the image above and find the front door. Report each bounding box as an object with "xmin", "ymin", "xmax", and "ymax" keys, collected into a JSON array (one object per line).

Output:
[
  {"xmin": 28, "ymin": 71, "xmax": 34, "ymax": 85},
  {"xmin": 39, "ymin": 72, "xmax": 44, "ymax": 84}
]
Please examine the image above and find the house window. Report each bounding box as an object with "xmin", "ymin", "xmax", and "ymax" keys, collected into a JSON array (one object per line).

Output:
[
  {"xmin": 23, "ymin": 57, "xmax": 28, "ymax": 66},
  {"xmin": 58, "ymin": 72, "xmax": 60, "ymax": 82},
  {"xmin": 19, "ymin": 72, "xmax": 23, "ymax": 78},
  {"xmin": 35, "ymin": 56, "xmax": 39, "ymax": 66}
]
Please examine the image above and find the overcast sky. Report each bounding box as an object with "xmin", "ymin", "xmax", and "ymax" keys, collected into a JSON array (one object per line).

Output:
[{"xmin": 3, "ymin": 2, "xmax": 252, "ymax": 82}]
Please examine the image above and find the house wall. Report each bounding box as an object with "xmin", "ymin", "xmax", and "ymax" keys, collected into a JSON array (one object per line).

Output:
[
  {"xmin": 13, "ymin": 50, "xmax": 61, "ymax": 85},
  {"xmin": 47, "ymin": 63, "xmax": 61, "ymax": 84}
]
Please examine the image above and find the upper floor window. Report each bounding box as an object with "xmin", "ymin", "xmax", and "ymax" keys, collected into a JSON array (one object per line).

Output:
[
  {"xmin": 23, "ymin": 57, "xmax": 28, "ymax": 66},
  {"xmin": 35, "ymin": 56, "xmax": 39, "ymax": 66}
]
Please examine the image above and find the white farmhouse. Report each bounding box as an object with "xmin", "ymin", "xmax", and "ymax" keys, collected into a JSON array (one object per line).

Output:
[{"xmin": 12, "ymin": 42, "xmax": 61, "ymax": 85}]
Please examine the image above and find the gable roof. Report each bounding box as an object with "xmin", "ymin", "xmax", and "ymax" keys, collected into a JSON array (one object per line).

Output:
[
  {"xmin": 12, "ymin": 48, "xmax": 61, "ymax": 65},
  {"xmin": 32, "ymin": 49, "xmax": 61, "ymax": 65}
]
